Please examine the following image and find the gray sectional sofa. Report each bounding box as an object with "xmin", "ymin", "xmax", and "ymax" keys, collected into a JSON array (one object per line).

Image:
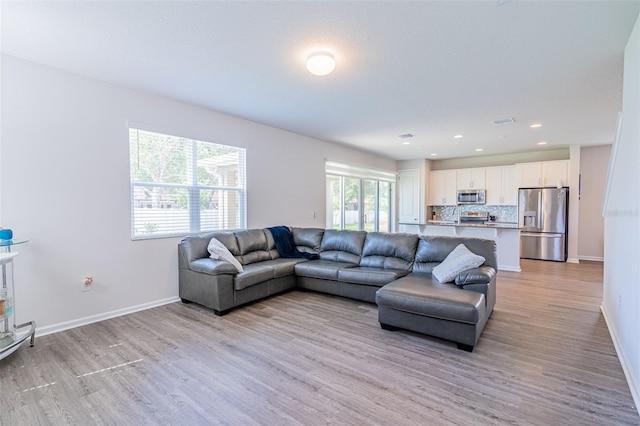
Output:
[{"xmin": 178, "ymin": 227, "xmax": 497, "ymax": 351}]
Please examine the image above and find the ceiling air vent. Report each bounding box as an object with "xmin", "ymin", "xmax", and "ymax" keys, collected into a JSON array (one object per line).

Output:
[
  {"xmin": 398, "ymin": 133, "xmax": 414, "ymax": 139},
  {"xmin": 492, "ymin": 117, "xmax": 516, "ymax": 126}
]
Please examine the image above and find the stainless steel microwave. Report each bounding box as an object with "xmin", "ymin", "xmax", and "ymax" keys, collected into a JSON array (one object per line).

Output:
[{"xmin": 457, "ymin": 189, "xmax": 486, "ymax": 205}]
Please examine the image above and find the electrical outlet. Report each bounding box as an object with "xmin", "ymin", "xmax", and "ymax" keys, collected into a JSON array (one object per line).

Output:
[{"xmin": 81, "ymin": 276, "xmax": 93, "ymax": 292}]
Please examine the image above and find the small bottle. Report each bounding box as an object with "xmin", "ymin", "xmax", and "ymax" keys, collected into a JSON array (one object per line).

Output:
[{"xmin": 431, "ymin": 211, "xmax": 437, "ymax": 220}]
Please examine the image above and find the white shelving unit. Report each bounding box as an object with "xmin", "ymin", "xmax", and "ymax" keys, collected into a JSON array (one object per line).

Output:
[{"xmin": 0, "ymin": 241, "xmax": 35, "ymax": 361}]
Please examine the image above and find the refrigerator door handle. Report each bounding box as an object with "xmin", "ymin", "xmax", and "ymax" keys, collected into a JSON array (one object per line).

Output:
[
  {"xmin": 537, "ymin": 191, "xmax": 543, "ymax": 229},
  {"xmin": 521, "ymin": 232, "xmax": 563, "ymax": 238}
]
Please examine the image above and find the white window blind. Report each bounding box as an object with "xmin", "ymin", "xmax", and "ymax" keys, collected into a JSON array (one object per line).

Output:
[
  {"xmin": 325, "ymin": 160, "xmax": 396, "ymax": 182},
  {"xmin": 129, "ymin": 128, "xmax": 246, "ymax": 240}
]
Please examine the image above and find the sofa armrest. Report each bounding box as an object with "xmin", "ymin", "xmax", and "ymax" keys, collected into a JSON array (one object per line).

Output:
[
  {"xmin": 454, "ymin": 266, "xmax": 496, "ymax": 286},
  {"xmin": 189, "ymin": 258, "xmax": 239, "ymax": 276}
]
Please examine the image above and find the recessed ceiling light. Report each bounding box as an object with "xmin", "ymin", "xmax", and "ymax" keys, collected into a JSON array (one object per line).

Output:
[
  {"xmin": 453, "ymin": 134, "xmax": 463, "ymax": 139},
  {"xmin": 475, "ymin": 148, "xmax": 484, "ymax": 152},
  {"xmin": 537, "ymin": 141, "xmax": 547, "ymax": 145},
  {"xmin": 430, "ymin": 153, "xmax": 438, "ymax": 156},
  {"xmin": 306, "ymin": 51, "xmax": 336, "ymax": 76},
  {"xmin": 530, "ymin": 123, "xmax": 543, "ymax": 128},
  {"xmin": 402, "ymin": 141, "xmax": 411, "ymax": 145}
]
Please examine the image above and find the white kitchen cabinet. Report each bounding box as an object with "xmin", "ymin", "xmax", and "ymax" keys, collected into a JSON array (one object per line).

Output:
[
  {"xmin": 429, "ymin": 170, "xmax": 457, "ymax": 206},
  {"xmin": 398, "ymin": 169, "xmax": 421, "ymax": 224},
  {"xmin": 485, "ymin": 165, "xmax": 517, "ymax": 205},
  {"xmin": 457, "ymin": 168, "xmax": 486, "ymax": 190},
  {"xmin": 542, "ymin": 161, "xmax": 569, "ymax": 187},
  {"xmin": 516, "ymin": 160, "xmax": 569, "ymax": 188}
]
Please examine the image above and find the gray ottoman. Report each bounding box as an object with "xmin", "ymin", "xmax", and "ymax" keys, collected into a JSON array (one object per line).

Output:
[{"xmin": 376, "ymin": 275, "xmax": 487, "ymax": 352}]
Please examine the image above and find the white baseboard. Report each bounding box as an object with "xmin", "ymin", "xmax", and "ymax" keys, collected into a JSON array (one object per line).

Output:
[
  {"xmin": 35, "ymin": 296, "xmax": 181, "ymax": 338},
  {"xmin": 579, "ymin": 256, "xmax": 604, "ymax": 262},
  {"xmin": 566, "ymin": 257, "xmax": 580, "ymax": 264},
  {"xmin": 498, "ymin": 265, "xmax": 521, "ymax": 272},
  {"xmin": 601, "ymin": 303, "xmax": 640, "ymax": 416}
]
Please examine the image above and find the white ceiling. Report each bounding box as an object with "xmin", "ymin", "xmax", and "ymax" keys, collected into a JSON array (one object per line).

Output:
[{"xmin": 2, "ymin": 1, "xmax": 639, "ymax": 161}]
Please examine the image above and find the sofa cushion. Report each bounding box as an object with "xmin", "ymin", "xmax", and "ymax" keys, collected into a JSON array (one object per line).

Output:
[
  {"xmin": 360, "ymin": 232, "xmax": 418, "ymax": 271},
  {"xmin": 295, "ymin": 259, "xmax": 358, "ymax": 280},
  {"xmin": 234, "ymin": 264, "xmax": 275, "ymax": 291},
  {"xmin": 337, "ymin": 267, "xmax": 410, "ymax": 286},
  {"xmin": 413, "ymin": 236, "xmax": 497, "ymax": 273},
  {"xmin": 235, "ymin": 229, "xmax": 273, "ymax": 265},
  {"xmin": 292, "ymin": 227, "xmax": 324, "ymax": 254},
  {"xmin": 375, "ymin": 275, "xmax": 485, "ymax": 324},
  {"xmin": 263, "ymin": 228, "xmax": 282, "ymax": 260},
  {"xmin": 259, "ymin": 258, "xmax": 309, "ymax": 278},
  {"xmin": 432, "ymin": 244, "xmax": 485, "ymax": 283},
  {"xmin": 319, "ymin": 229, "xmax": 366, "ymax": 264},
  {"xmin": 202, "ymin": 231, "xmax": 240, "ymax": 256}
]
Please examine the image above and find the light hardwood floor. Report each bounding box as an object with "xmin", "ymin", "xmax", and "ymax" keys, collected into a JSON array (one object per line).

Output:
[{"xmin": 1, "ymin": 260, "xmax": 638, "ymax": 425}]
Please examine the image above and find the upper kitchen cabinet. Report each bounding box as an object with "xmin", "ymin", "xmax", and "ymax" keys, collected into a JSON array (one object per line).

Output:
[
  {"xmin": 485, "ymin": 165, "xmax": 517, "ymax": 205},
  {"xmin": 429, "ymin": 169, "xmax": 457, "ymax": 206},
  {"xmin": 516, "ymin": 160, "xmax": 569, "ymax": 188},
  {"xmin": 457, "ymin": 168, "xmax": 486, "ymax": 190},
  {"xmin": 398, "ymin": 169, "xmax": 421, "ymax": 224}
]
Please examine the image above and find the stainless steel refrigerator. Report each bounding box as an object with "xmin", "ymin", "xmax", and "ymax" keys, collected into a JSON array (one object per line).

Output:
[{"xmin": 518, "ymin": 187, "xmax": 569, "ymax": 261}]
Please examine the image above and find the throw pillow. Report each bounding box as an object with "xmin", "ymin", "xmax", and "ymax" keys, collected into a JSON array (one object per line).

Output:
[
  {"xmin": 432, "ymin": 244, "xmax": 485, "ymax": 283},
  {"xmin": 207, "ymin": 237, "xmax": 243, "ymax": 273}
]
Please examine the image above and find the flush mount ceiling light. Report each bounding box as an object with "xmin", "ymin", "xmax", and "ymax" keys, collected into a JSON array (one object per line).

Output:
[
  {"xmin": 537, "ymin": 141, "xmax": 548, "ymax": 145},
  {"xmin": 530, "ymin": 123, "xmax": 543, "ymax": 128},
  {"xmin": 453, "ymin": 134, "xmax": 463, "ymax": 139},
  {"xmin": 475, "ymin": 148, "xmax": 484, "ymax": 152},
  {"xmin": 306, "ymin": 51, "xmax": 335, "ymax": 76}
]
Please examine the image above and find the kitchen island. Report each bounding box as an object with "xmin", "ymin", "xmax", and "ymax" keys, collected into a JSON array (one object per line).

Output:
[{"xmin": 399, "ymin": 221, "xmax": 521, "ymax": 272}]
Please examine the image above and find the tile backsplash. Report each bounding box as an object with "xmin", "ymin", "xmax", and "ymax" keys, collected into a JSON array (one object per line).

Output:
[{"xmin": 430, "ymin": 205, "xmax": 518, "ymax": 223}]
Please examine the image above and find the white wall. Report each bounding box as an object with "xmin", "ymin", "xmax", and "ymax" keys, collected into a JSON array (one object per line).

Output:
[
  {"xmin": 0, "ymin": 55, "xmax": 395, "ymax": 333},
  {"xmin": 602, "ymin": 15, "xmax": 640, "ymax": 413},
  {"xmin": 578, "ymin": 145, "xmax": 610, "ymax": 261}
]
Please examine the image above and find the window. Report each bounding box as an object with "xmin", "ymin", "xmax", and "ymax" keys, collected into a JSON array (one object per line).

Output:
[
  {"xmin": 129, "ymin": 128, "xmax": 246, "ymax": 239},
  {"xmin": 325, "ymin": 161, "xmax": 395, "ymax": 232}
]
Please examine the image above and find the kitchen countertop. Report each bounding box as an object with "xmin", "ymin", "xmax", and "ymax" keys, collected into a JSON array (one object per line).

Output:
[{"xmin": 425, "ymin": 220, "xmax": 520, "ymax": 229}]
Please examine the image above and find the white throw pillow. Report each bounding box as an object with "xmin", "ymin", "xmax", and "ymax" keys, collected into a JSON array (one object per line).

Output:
[
  {"xmin": 432, "ymin": 244, "xmax": 485, "ymax": 283},
  {"xmin": 207, "ymin": 237, "xmax": 243, "ymax": 273}
]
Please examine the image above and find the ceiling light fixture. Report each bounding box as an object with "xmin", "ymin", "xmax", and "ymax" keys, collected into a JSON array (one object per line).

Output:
[
  {"xmin": 402, "ymin": 141, "xmax": 411, "ymax": 145},
  {"xmin": 475, "ymin": 148, "xmax": 484, "ymax": 152},
  {"xmin": 306, "ymin": 51, "xmax": 336, "ymax": 76},
  {"xmin": 530, "ymin": 123, "xmax": 542, "ymax": 128},
  {"xmin": 430, "ymin": 153, "xmax": 438, "ymax": 156},
  {"xmin": 492, "ymin": 117, "xmax": 516, "ymax": 126},
  {"xmin": 537, "ymin": 141, "xmax": 547, "ymax": 145},
  {"xmin": 454, "ymin": 134, "xmax": 463, "ymax": 139}
]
